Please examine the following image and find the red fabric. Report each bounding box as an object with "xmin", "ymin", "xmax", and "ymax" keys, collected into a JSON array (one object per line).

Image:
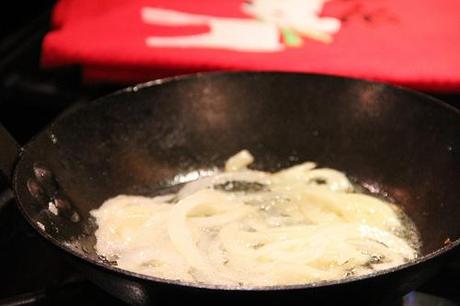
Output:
[{"xmin": 42, "ymin": 0, "xmax": 460, "ymax": 92}]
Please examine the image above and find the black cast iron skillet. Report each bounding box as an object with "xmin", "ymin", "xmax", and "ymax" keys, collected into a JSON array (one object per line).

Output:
[{"xmin": 0, "ymin": 72, "xmax": 459, "ymax": 305}]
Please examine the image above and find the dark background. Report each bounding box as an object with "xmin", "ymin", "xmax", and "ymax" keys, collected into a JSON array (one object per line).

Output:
[{"xmin": 0, "ymin": 0, "xmax": 119, "ymax": 144}]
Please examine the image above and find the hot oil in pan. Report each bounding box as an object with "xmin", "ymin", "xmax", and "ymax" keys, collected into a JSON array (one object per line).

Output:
[
  {"xmin": 89, "ymin": 151, "xmax": 422, "ymax": 287},
  {"xmin": 353, "ymin": 182, "xmax": 422, "ymax": 255}
]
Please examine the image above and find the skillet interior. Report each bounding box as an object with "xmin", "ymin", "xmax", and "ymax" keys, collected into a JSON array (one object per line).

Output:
[{"xmin": 13, "ymin": 72, "xmax": 460, "ymax": 289}]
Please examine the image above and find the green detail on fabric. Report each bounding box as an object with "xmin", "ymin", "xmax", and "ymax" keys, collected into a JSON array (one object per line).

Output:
[{"xmin": 282, "ymin": 28, "xmax": 302, "ymax": 47}]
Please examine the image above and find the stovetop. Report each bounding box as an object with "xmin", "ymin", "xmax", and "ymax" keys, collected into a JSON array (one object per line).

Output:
[
  {"xmin": 0, "ymin": 6, "xmax": 459, "ymax": 306},
  {"xmin": 0, "ymin": 189, "xmax": 123, "ymax": 305}
]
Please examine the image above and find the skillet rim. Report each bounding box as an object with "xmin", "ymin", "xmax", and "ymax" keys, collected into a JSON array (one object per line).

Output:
[{"xmin": 12, "ymin": 71, "xmax": 460, "ymax": 291}]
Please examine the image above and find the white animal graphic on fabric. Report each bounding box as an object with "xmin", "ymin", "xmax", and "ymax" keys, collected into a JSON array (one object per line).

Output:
[{"xmin": 141, "ymin": 0, "xmax": 341, "ymax": 52}]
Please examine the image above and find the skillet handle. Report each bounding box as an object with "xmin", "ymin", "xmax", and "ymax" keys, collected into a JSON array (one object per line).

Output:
[{"xmin": 0, "ymin": 123, "xmax": 20, "ymax": 184}]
